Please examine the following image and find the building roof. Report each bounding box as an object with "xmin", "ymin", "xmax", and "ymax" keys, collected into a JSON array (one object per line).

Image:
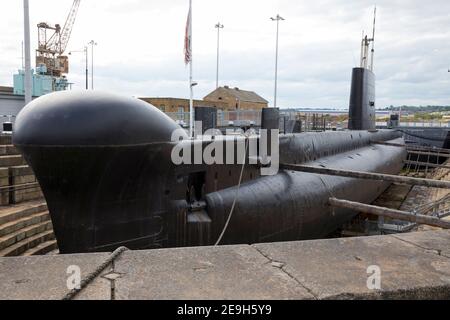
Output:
[
  {"xmin": 0, "ymin": 86, "xmax": 13, "ymax": 94},
  {"xmin": 139, "ymin": 97, "xmax": 212, "ymax": 103},
  {"xmin": 204, "ymin": 86, "xmax": 268, "ymax": 104}
]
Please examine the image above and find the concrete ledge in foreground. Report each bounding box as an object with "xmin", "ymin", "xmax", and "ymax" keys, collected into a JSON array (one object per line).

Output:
[{"xmin": 0, "ymin": 230, "xmax": 449, "ymax": 300}]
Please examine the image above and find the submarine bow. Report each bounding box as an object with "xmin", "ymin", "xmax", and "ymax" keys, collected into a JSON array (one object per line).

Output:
[{"xmin": 14, "ymin": 91, "xmax": 185, "ymax": 253}]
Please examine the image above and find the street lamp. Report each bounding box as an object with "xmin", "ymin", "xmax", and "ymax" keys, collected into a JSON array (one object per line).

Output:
[
  {"xmin": 23, "ymin": 0, "xmax": 32, "ymax": 105},
  {"xmin": 69, "ymin": 46, "xmax": 88, "ymax": 90},
  {"xmin": 215, "ymin": 22, "xmax": 224, "ymax": 89},
  {"xmin": 88, "ymin": 40, "xmax": 97, "ymax": 90},
  {"xmin": 270, "ymin": 14, "xmax": 285, "ymax": 108}
]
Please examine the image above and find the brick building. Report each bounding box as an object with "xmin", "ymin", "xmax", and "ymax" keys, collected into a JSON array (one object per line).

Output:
[
  {"xmin": 203, "ymin": 86, "xmax": 268, "ymax": 110},
  {"xmin": 140, "ymin": 86, "xmax": 268, "ymax": 114},
  {"xmin": 139, "ymin": 97, "xmax": 228, "ymax": 114}
]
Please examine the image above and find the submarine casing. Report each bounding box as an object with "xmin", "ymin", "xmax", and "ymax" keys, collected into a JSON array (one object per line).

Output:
[
  {"xmin": 13, "ymin": 91, "xmax": 406, "ymax": 253},
  {"xmin": 206, "ymin": 135, "xmax": 405, "ymax": 244}
]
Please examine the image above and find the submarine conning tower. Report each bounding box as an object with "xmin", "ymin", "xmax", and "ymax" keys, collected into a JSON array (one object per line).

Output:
[
  {"xmin": 348, "ymin": 67, "xmax": 375, "ymax": 131},
  {"xmin": 348, "ymin": 7, "xmax": 377, "ymax": 131}
]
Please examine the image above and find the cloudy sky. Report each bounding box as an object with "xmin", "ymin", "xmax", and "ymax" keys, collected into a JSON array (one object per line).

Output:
[{"xmin": 0, "ymin": 0, "xmax": 449, "ymax": 108}]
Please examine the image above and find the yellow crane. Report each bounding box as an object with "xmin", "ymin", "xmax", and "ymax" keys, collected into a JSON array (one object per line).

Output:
[{"xmin": 36, "ymin": 0, "xmax": 81, "ymax": 77}]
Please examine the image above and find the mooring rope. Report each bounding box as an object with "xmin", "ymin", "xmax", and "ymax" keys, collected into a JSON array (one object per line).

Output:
[
  {"xmin": 214, "ymin": 135, "xmax": 249, "ymax": 246},
  {"xmin": 62, "ymin": 246, "xmax": 128, "ymax": 300}
]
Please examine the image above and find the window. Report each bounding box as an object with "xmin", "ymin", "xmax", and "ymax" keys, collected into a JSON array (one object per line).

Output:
[
  {"xmin": 159, "ymin": 105, "xmax": 166, "ymax": 112},
  {"xmin": 178, "ymin": 106, "xmax": 185, "ymax": 120},
  {"xmin": 217, "ymin": 109, "xmax": 224, "ymax": 123}
]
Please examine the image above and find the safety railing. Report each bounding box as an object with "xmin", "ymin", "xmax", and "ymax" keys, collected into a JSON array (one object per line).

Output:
[
  {"xmin": 377, "ymin": 121, "xmax": 450, "ymax": 128},
  {"xmin": 414, "ymin": 194, "xmax": 450, "ymax": 219},
  {"xmin": 217, "ymin": 110, "xmax": 262, "ymax": 127},
  {"xmin": 165, "ymin": 110, "xmax": 350, "ymax": 132},
  {"xmin": 165, "ymin": 112, "xmax": 190, "ymax": 128}
]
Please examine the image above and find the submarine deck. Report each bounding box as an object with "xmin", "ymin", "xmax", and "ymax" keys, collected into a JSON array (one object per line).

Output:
[{"xmin": 1, "ymin": 229, "xmax": 449, "ymax": 300}]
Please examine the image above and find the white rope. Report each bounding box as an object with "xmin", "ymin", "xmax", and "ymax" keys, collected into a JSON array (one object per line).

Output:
[{"xmin": 214, "ymin": 135, "xmax": 249, "ymax": 246}]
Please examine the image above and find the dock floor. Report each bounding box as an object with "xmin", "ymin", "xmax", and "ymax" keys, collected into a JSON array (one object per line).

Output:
[{"xmin": 1, "ymin": 230, "xmax": 449, "ymax": 300}]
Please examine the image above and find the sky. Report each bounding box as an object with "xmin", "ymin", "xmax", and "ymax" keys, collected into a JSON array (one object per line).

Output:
[{"xmin": 0, "ymin": 0, "xmax": 449, "ymax": 109}]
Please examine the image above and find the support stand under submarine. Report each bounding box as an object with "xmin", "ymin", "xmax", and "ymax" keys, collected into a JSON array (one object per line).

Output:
[{"xmin": 12, "ymin": 17, "xmax": 407, "ymax": 254}]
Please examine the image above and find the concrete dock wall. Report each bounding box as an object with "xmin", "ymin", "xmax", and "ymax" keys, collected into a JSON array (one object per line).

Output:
[{"xmin": 0, "ymin": 230, "xmax": 449, "ymax": 300}]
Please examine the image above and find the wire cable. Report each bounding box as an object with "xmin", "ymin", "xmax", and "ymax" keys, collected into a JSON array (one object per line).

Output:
[
  {"xmin": 62, "ymin": 246, "xmax": 128, "ymax": 300},
  {"xmin": 214, "ymin": 136, "xmax": 249, "ymax": 246}
]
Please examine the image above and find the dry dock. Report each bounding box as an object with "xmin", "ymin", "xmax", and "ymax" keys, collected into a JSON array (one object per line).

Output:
[{"xmin": 1, "ymin": 229, "xmax": 449, "ymax": 300}]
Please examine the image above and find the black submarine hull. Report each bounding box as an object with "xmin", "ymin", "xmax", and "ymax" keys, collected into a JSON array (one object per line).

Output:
[
  {"xmin": 206, "ymin": 134, "xmax": 405, "ymax": 244},
  {"xmin": 13, "ymin": 91, "xmax": 406, "ymax": 253}
]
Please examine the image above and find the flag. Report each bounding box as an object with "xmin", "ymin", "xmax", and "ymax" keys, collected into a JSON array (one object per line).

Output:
[{"xmin": 184, "ymin": 4, "xmax": 192, "ymax": 65}]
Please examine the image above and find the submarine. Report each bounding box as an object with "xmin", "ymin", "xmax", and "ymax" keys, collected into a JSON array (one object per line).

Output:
[
  {"xmin": 11, "ymin": 92, "xmax": 405, "ymax": 254},
  {"xmin": 12, "ymin": 13, "xmax": 407, "ymax": 254}
]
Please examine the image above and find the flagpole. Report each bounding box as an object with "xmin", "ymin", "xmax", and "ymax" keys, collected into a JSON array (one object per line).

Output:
[{"xmin": 189, "ymin": 0, "xmax": 194, "ymax": 138}]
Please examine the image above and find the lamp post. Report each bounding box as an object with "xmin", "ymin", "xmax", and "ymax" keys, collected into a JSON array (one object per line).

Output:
[
  {"xmin": 69, "ymin": 46, "xmax": 88, "ymax": 90},
  {"xmin": 215, "ymin": 22, "xmax": 224, "ymax": 89},
  {"xmin": 23, "ymin": 0, "xmax": 32, "ymax": 104},
  {"xmin": 270, "ymin": 14, "xmax": 284, "ymax": 108},
  {"xmin": 88, "ymin": 40, "xmax": 97, "ymax": 90}
]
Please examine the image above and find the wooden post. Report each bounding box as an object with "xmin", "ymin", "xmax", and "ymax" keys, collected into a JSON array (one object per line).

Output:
[
  {"xmin": 329, "ymin": 197, "xmax": 450, "ymax": 229},
  {"xmin": 280, "ymin": 164, "xmax": 450, "ymax": 189},
  {"xmin": 371, "ymin": 141, "xmax": 406, "ymax": 148},
  {"xmin": 0, "ymin": 182, "xmax": 39, "ymax": 192}
]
